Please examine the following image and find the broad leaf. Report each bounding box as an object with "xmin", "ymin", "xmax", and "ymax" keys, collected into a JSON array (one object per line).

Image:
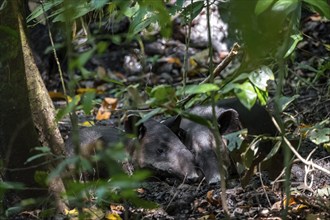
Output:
[
  {"xmin": 234, "ymin": 81, "xmax": 257, "ymax": 110},
  {"xmin": 249, "ymin": 66, "xmax": 274, "ymax": 91},
  {"xmin": 272, "ymin": 0, "xmax": 299, "ymax": 15},
  {"xmin": 303, "ymin": 0, "xmax": 330, "ymax": 19},
  {"xmin": 182, "ymin": 83, "xmax": 219, "ymax": 95},
  {"xmin": 255, "ymin": 0, "xmax": 275, "ymax": 15},
  {"xmin": 278, "ymin": 95, "xmax": 299, "ymax": 112},
  {"xmin": 224, "ymin": 129, "xmax": 247, "ymax": 152},
  {"xmin": 180, "ymin": 1, "xmax": 204, "ymax": 24},
  {"xmin": 308, "ymin": 128, "xmax": 330, "ymax": 145}
]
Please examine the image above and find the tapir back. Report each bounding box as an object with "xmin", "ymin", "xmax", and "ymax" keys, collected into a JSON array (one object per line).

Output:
[{"xmin": 65, "ymin": 126, "xmax": 125, "ymax": 158}]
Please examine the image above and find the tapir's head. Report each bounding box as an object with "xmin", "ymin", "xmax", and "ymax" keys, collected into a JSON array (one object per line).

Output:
[
  {"xmin": 163, "ymin": 106, "xmax": 242, "ymax": 185},
  {"xmin": 124, "ymin": 115, "xmax": 200, "ymax": 182}
]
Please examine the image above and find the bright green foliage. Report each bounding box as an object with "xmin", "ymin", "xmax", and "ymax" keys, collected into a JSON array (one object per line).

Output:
[
  {"xmin": 147, "ymin": 85, "xmax": 177, "ymax": 107},
  {"xmin": 180, "ymin": 1, "xmax": 204, "ymax": 24},
  {"xmin": 249, "ymin": 66, "xmax": 274, "ymax": 91},
  {"xmin": 178, "ymin": 83, "xmax": 220, "ymax": 95},
  {"xmin": 303, "ymin": 0, "xmax": 330, "ymax": 19},
  {"xmin": 27, "ymin": 0, "xmax": 173, "ymax": 40}
]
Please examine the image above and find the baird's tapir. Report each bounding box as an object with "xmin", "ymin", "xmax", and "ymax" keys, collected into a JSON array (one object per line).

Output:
[
  {"xmin": 65, "ymin": 115, "xmax": 200, "ymax": 182},
  {"xmin": 164, "ymin": 98, "xmax": 278, "ymax": 184},
  {"xmin": 163, "ymin": 105, "xmax": 241, "ymax": 184}
]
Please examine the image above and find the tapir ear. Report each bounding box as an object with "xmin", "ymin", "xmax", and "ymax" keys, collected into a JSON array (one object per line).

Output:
[
  {"xmin": 217, "ymin": 109, "xmax": 242, "ymax": 134},
  {"xmin": 124, "ymin": 115, "xmax": 146, "ymax": 139},
  {"xmin": 161, "ymin": 115, "xmax": 182, "ymax": 133}
]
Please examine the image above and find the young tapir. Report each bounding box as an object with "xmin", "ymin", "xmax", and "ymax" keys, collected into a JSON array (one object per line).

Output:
[
  {"xmin": 216, "ymin": 98, "xmax": 277, "ymax": 138},
  {"xmin": 163, "ymin": 106, "xmax": 242, "ymax": 184},
  {"xmin": 65, "ymin": 115, "xmax": 200, "ymax": 182},
  {"xmin": 217, "ymin": 98, "xmax": 281, "ymax": 181},
  {"xmin": 164, "ymin": 98, "xmax": 279, "ymax": 184}
]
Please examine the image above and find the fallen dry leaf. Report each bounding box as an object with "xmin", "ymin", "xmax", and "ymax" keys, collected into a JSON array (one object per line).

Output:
[
  {"xmin": 96, "ymin": 97, "xmax": 118, "ymax": 120},
  {"xmin": 206, "ymin": 190, "xmax": 221, "ymax": 207}
]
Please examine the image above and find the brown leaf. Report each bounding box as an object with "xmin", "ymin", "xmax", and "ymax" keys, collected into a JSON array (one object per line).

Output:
[
  {"xmin": 206, "ymin": 190, "xmax": 221, "ymax": 207},
  {"xmin": 96, "ymin": 98, "xmax": 118, "ymax": 121}
]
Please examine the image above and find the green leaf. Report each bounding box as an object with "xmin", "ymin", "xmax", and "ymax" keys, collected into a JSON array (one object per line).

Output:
[
  {"xmin": 278, "ymin": 95, "xmax": 299, "ymax": 112},
  {"xmin": 34, "ymin": 146, "xmax": 51, "ymax": 153},
  {"xmin": 262, "ymin": 140, "xmax": 282, "ymax": 162},
  {"xmin": 249, "ymin": 66, "xmax": 274, "ymax": 91},
  {"xmin": 255, "ymin": 86, "xmax": 268, "ymax": 106},
  {"xmin": 71, "ymin": 49, "xmax": 95, "ymax": 69},
  {"xmin": 90, "ymin": 0, "xmax": 108, "ymax": 9},
  {"xmin": 137, "ymin": 108, "xmax": 164, "ymax": 125},
  {"xmin": 308, "ymin": 128, "xmax": 330, "ymax": 145},
  {"xmin": 224, "ymin": 129, "xmax": 247, "ymax": 152},
  {"xmin": 55, "ymin": 95, "xmax": 81, "ymax": 121},
  {"xmin": 284, "ymin": 34, "xmax": 303, "ymax": 58},
  {"xmin": 82, "ymin": 91, "xmax": 96, "ymax": 115},
  {"xmin": 130, "ymin": 12, "xmax": 155, "ymax": 36},
  {"xmin": 220, "ymin": 82, "xmax": 237, "ymax": 94},
  {"xmin": 34, "ymin": 171, "xmax": 48, "ymax": 187},
  {"xmin": 25, "ymin": 153, "xmax": 50, "ymax": 164},
  {"xmin": 180, "ymin": 1, "xmax": 204, "ymax": 24},
  {"xmin": 150, "ymin": 85, "xmax": 176, "ymax": 102},
  {"xmin": 181, "ymin": 112, "xmax": 212, "ymax": 127},
  {"xmin": 0, "ymin": 182, "xmax": 25, "ymax": 190},
  {"xmin": 272, "ymin": 0, "xmax": 299, "ymax": 14},
  {"xmin": 220, "ymin": 73, "xmax": 250, "ymax": 94},
  {"xmin": 183, "ymin": 83, "xmax": 219, "ymax": 95},
  {"xmin": 303, "ymin": 0, "xmax": 330, "ymax": 19},
  {"xmin": 53, "ymin": 3, "xmax": 93, "ymax": 22},
  {"xmin": 96, "ymin": 41, "xmax": 109, "ymax": 54},
  {"xmin": 234, "ymin": 81, "xmax": 257, "ymax": 110},
  {"xmin": 255, "ymin": 0, "xmax": 275, "ymax": 15},
  {"xmin": 26, "ymin": 0, "xmax": 63, "ymax": 24},
  {"xmin": 123, "ymin": 2, "xmax": 140, "ymax": 17}
]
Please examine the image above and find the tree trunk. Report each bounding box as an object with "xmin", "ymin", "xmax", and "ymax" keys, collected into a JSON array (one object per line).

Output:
[{"xmin": 0, "ymin": 0, "xmax": 68, "ymax": 214}]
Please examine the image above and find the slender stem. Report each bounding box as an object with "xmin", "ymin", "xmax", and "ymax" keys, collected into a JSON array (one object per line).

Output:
[{"xmin": 206, "ymin": 0, "xmax": 229, "ymax": 216}]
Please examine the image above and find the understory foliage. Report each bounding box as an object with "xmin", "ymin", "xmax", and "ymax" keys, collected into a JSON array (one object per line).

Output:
[{"xmin": 1, "ymin": 0, "xmax": 329, "ymax": 218}]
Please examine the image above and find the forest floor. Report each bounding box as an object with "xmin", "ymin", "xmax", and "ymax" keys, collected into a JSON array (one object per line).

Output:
[{"xmin": 20, "ymin": 8, "xmax": 330, "ymax": 220}]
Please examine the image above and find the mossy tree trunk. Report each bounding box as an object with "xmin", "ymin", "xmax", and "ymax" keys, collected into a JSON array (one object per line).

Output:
[{"xmin": 0, "ymin": 0, "xmax": 68, "ymax": 214}]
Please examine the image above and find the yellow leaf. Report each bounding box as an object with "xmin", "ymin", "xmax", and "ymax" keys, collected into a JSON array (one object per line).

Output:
[
  {"xmin": 324, "ymin": 43, "xmax": 330, "ymax": 51},
  {"xmin": 76, "ymin": 88, "xmax": 104, "ymax": 95},
  {"xmin": 79, "ymin": 121, "xmax": 95, "ymax": 127},
  {"xmin": 105, "ymin": 213, "xmax": 122, "ymax": 220},
  {"xmin": 49, "ymin": 91, "xmax": 69, "ymax": 101},
  {"xmin": 64, "ymin": 208, "xmax": 78, "ymax": 216}
]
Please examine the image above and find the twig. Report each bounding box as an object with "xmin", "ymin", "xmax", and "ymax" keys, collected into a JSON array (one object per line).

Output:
[
  {"xmin": 40, "ymin": 0, "xmax": 67, "ymax": 99},
  {"xmin": 204, "ymin": 42, "xmax": 241, "ymax": 83},
  {"xmin": 304, "ymin": 147, "xmax": 317, "ymax": 189},
  {"xmin": 271, "ymin": 117, "xmax": 330, "ymax": 176},
  {"xmin": 179, "ymin": 43, "xmax": 240, "ymax": 107},
  {"xmin": 258, "ymin": 164, "xmax": 272, "ymax": 208},
  {"xmin": 283, "ymin": 137, "xmax": 330, "ymax": 175}
]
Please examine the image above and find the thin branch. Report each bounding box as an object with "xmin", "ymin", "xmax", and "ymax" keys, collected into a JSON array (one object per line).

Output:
[
  {"xmin": 179, "ymin": 43, "xmax": 240, "ymax": 107},
  {"xmin": 272, "ymin": 117, "xmax": 330, "ymax": 176},
  {"xmin": 283, "ymin": 137, "xmax": 330, "ymax": 175}
]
